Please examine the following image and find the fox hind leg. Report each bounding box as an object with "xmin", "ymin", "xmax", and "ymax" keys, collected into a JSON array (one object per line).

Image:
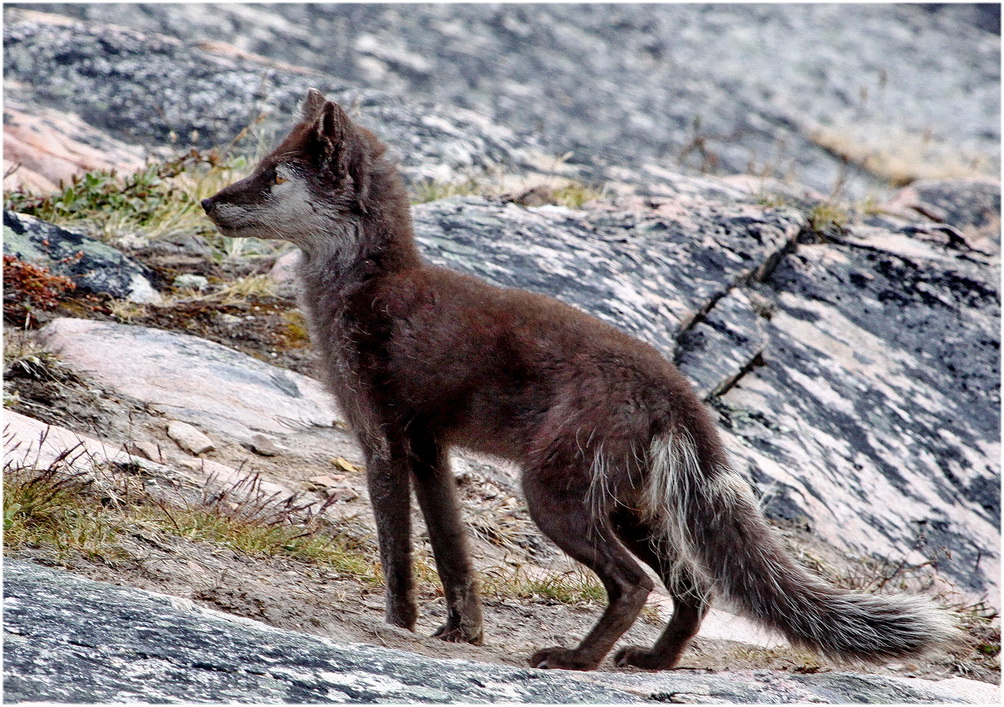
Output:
[
  {"xmin": 612, "ymin": 511, "xmax": 711, "ymax": 670},
  {"xmin": 522, "ymin": 464, "xmax": 654, "ymax": 671}
]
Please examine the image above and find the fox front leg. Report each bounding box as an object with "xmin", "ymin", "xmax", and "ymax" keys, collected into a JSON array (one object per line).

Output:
[
  {"xmin": 365, "ymin": 449, "xmax": 417, "ymax": 630},
  {"xmin": 409, "ymin": 435, "xmax": 484, "ymax": 645}
]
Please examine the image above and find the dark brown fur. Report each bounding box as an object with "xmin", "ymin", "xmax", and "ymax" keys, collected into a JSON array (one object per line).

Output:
[{"xmin": 202, "ymin": 90, "xmax": 960, "ymax": 671}]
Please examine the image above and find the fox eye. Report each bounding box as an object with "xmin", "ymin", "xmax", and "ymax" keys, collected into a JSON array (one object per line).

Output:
[{"xmin": 274, "ymin": 175, "xmax": 287, "ymax": 185}]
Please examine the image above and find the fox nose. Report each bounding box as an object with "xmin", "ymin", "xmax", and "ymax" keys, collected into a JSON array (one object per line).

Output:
[{"xmin": 201, "ymin": 197, "xmax": 214, "ymax": 214}]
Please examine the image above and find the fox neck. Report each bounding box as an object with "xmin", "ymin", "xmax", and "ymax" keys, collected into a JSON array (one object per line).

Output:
[
  {"xmin": 296, "ymin": 165, "xmax": 422, "ymax": 366},
  {"xmin": 297, "ymin": 166, "xmax": 422, "ymax": 293}
]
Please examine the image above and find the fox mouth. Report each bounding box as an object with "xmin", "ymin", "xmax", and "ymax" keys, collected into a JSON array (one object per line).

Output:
[
  {"xmin": 202, "ymin": 201, "xmax": 257, "ymax": 238},
  {"xmin": 205, "ymin": 215, "xmax": 288, "ymax": 242},
  {"xmin": 201, "ymin": 197, "xmax": 250, "ymax": 236},
  {"xmin": 208, "ymin": 220, "xmax": 248, "ymax": 238}
]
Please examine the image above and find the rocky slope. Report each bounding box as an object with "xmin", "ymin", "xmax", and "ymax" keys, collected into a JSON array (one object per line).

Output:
[
  {"xmin": 13, "ymin": 3, "xmax": 1001, "ymax": 198},
  {"xmin": 6, "ymin": 559, "xmax": 995, "ymax": 704},
  {"xmin": 3, "ymin": 4, "xmax": 1000, "ymax": 704}
]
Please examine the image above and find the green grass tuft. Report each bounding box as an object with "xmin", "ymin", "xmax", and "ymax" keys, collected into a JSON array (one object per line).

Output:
[
  {"xmin": 2, "ymin": 440, "xmax": 382, "ymax": 581},
  {"xmin": 807, "ymin": 202, "xmax": 850, "ymax": 235},
  {"xmin": 4, "ymin": 148, "xmax": 253, "ymax": 248},
  {"xmin": 482, "ymin": 565, "xmax": 606, "ymax": 605}
]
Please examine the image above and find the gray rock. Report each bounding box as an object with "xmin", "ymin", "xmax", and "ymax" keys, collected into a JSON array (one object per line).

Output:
[
  {"xmin": 413, "ymin": 192, "xmax": 803, "ymax": 361},
  {"xmin": 3, "ymin": 560, "xmax": 991, "ymax": 704},
  {"xmin": 125, "ymin": 440, "xmax": 164, "ymax": 463},
  {"xmin": 3, "ymin": 210, "xmax": 160, "ymax": 303},
  {"xmin": 909, "ymin": 178, "xmax": 1000, "ymax": 235},
  {"xmin": 246, "ymin": 433, "xmax": 280, "ymax": 457},
  {"xmin": 922, "ymin": 4, "xmax": 1000, "ymax": 34},
  {"xmin": 2, "ymin": 559, "xmax": 641, "ymax": 704},
  {"xmin": 18, "ymin": 4, "xmax": 999, "ymax": 198},
  {"xmin": 2, "ymin": 8, "xmax": 539, "ymax": 185},
  {"xmin": 719, "ymin": 222, "xmax": 999, "ymax": 596},
  {"xmin": 172, "ymin": 273, "xmax": 209, "ymax": 291},
  {"xmin": 675, "ymin": 289, "xmax": 770, "ymax": 400}
]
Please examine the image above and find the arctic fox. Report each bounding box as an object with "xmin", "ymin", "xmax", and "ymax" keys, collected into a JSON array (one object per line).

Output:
[{"xmin": 202, "ymin": 89, "xmax": 960, "ymax": 671}]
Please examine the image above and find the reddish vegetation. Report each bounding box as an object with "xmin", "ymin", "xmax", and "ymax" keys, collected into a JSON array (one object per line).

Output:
[{"xmin": 3, "ymin": 255, "xmax": 77, "ymax": 327}]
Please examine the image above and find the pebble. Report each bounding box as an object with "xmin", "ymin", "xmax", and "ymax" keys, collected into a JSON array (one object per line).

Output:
[
  {"xmin": 308, "ymin": 474, "xmax": 359, "ymax": 502},
  {"xmin": 126, "ymin": 440, "xmax": 164, "ymax": 462},
  {"xmin": 246, "ymin": 434, "xmax": 280, "ymax": 457},
  {"xmin": 166, "ymin": 420, "xmax": 215, "ymax": 455},
  {"xmin": 172, "ymin": 274, "xmax": 209, "ymax": 291}
]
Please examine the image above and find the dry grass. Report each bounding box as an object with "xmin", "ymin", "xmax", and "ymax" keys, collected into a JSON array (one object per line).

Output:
[
  {"xmin": 114, "ymin": 274, "xmax": 278, "ymax": 315},
  {"xmin": 2, "ymin": 434, "xmax": 379, "ymax": 580},
  {"xmin": 106, "ymin": 300, "xmax": 147, "ymax": 323},
  {"xmin": 482, "ymin": 565, "xmax": 606, "ymax": 605},
  {"xmin": 3, "ymin": 328, "xmax": 60, "ymax": 377},
  {"xmin": 2, "ymin": 429, "xmax": 456, "ymax": 600},
  {"xmin": 3, "ymin": 439, "xmax": 116, "ymax": 560},
  {"xmin": 807, "ymin": 122, "xmax": 993, "ymax": 187},
  {"xmin": 411, "ymin": 176, "xmax": 490, "ymax": 204},
  {"xmin": 755, "ymin": 192, "xmax": 790, "ymax": 210},
  {"xmin": 410, "ymin": 159, "xmax": 605, "ymax": 210},
  {"xmin": 549, "ymin": 182, "xmax": 607, "ymax": 209},
  {"xmin": 807, "ymin": 202, "xmax": 850, "ymax": 235}
]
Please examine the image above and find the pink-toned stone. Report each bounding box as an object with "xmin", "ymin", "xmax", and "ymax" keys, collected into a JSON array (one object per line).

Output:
[
  {"xmin": 307, "ymin": 474, "xmax": 359, "ymax": 502},
  {"xmin": 126, "ymin": 440, "xmax": 165, "ymax": 463},
  {"xmin": 4, "ymin": 410, "xmax": 138, "ymax": 474},
  {"xmin": 268, "ymin": 248, "xmax": 303, "ymax": 285},
  {"xmin": 5, "ymin": 410, "xmax": 303, "ymax": 512},
  {"xmin": 246, "ymin": 433, "xmax": 281, "ymax": 457},
  {"xmin": 167, "ymin": 420, "xmax": 215, "ymax": 456},
  {"xmin": 3, "ymin": 102, "xmax": 148, "ymax": 194},
  {"xmin": 39, "ymin": 317, "xmax": 340, "ymax": 444}
]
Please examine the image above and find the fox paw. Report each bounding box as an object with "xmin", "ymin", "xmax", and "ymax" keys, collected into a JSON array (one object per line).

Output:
[
  {"xmin": 385, "ymin": 603, "xmax": 417, "ymax": 632},
  {"xmin": 529, "ymin": 647, "xmax": 599, "ymax": 671},
  {"xmin": 433, "ymin": 622, "xmax": 483, "ymax": 646},
  {"xmin": 614, "ymin": 646, "xmax": 678, "ymax": 670}
]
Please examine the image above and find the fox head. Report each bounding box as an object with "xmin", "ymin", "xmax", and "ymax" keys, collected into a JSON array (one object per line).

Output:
[{"xmin": 202, "ymin": 89, "xmax": 387, "ymax": 253}]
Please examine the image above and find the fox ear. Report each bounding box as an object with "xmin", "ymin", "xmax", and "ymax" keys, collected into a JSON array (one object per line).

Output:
[
  {"xmin": 314, "ymin": 101, "xmax": 353, "ymax": 151},
  {"xmin": 313, "ymin": 101, "xmax": 371, "ymax": 213},
  {"xmin": 300, "ymin": 88, "xmax": 327, "ymax": 121}
]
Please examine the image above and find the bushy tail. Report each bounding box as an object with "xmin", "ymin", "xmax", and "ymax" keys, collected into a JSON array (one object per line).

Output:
[{"xmin": 640, "ymin": 432, "xmax": 963, "ymax": 661}]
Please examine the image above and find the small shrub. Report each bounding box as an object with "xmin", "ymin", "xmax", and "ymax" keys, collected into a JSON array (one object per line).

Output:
[
  {"xmin": 3, "ymin": 255, "xmax": 77, "ymax": 327},
  {"xmin": 807, "ymin": 202, "xmax": 849, "ymax": 236}
]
